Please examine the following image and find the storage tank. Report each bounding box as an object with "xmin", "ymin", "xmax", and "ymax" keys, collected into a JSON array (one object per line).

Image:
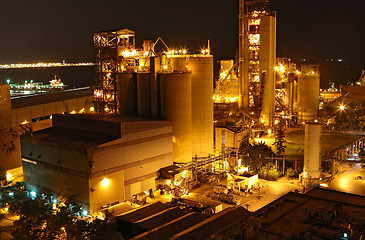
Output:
[
  {"xmin": 169, "ymin": 55, "xmax": 214, "ymax": 158},
  {"xmin": 159, "ymin": 72, "xmax": 192, "ymax": 163},
  {"xmin": 187, "ymin": 56, "xmax": 214, "ymax": 157},
  {"xmin": 298, "ymin": 65, "xmax": 320, "ymax": 122},
  {"xmin": 116, "ymin": 73, "xmax": 138, "ymax": 116},
  {"xmin": 303, "ymin": 123, "xmax": 322, "ymax": 187}
]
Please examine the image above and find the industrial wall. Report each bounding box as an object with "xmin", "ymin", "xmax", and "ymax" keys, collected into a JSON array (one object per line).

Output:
[
  {"xmin": 159, "ymin": 72, "xmax": 192, "ymax": 163},
  {"xmin": 117, "ymin": 73, "xmax": 138, "ymax": 116},
  {"xmin": 0, "ymin": 85, "xmax": 22, "ymax": 175},
  {"xmin": 259, "ymin": 15, "xmax": 276, "ymax": 127},
  {"xmin": 21, "ymin": 141, "xmax": 90, "ymax": 208},
  {"xmin": 91, "ymin": 124, "xmax": 173, "ymax": 200},
  {"xmin": 89, "ymin": 170, "xmax": 125, "ymax": 214},
  {"xmin": 11, "ymin": 95, "xmax": 94, "ymax": 126}
]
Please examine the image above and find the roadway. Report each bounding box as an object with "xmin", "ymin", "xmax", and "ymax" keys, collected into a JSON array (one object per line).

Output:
[{"xmin": 328, "ymin": 163, "xmax": 365, "ymax": 195}]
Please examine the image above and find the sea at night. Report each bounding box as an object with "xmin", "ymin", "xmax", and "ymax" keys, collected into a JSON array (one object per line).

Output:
[{"xmin": 0, "ymin": 65, "xmax": 95, "ymax": 89}]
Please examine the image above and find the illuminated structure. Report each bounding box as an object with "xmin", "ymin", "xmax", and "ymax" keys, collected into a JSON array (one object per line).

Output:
[
  {"xmin": 0, "ymin": 85, "xmax": 23, "ymax": 181},
  {"xmin": 302, "ymin": 123, "xmax": 322, "ymax": 187},
  {"xmin": 21, "ymin": 114, "xmax": 173, "ymax": 214},
  {"xmin": 298, "ymin": 64, "xmax": 320, "ymax": 122},
  {"xmin": 239, "ymin": 0, "xmax": 276, "ymax": 127},
  {"xmin": 214, "ymin": 60, "xmax": 239, "ymax": 104},
  {"xmin": 93, "ymin": 29, "xmax": 213, "ymax": 163}
]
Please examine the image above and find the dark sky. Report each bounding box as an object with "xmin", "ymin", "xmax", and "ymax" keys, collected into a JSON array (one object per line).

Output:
[{"xmin": 1, "ymin": 0, "xmax": 365, "ymax": 64}]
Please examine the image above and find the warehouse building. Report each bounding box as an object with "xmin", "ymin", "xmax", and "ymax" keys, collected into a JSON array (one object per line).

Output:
[{"xmin": 21, "ymin": 113, "xmax": 173, "ymax": 214}]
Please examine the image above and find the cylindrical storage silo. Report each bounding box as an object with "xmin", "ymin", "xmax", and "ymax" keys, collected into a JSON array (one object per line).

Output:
[
  {"xmin": 159, "ymin": 72, "xmax": 192, "ymax": 163},
  {"xmin": 117, "ymin": 73, "xmax": 138, "ymax": 116},
  {"xmin": 137, "ymin": 73, "xmax": 152, "ymax": 118},
  {"xmin": 188, "ymin": 56, "xmax": 214, "ymax": 158},
  {"xmin": 298, "ymin": 65, "xmax": 320, "ymax": 122},
  {"xmin": 303, "ymin": 123, "xmax": 322, "ymax": 186}
]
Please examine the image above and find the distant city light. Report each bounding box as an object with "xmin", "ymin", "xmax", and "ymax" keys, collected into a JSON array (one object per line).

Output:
[{"xmin": 0, "ymin": 62, "xmax": 94, "ymax": 69}]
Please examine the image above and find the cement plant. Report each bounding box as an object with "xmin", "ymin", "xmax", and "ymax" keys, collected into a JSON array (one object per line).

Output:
[{"xmin": 1, "ymin": 0, "xmax": 365, "ymax": 239}]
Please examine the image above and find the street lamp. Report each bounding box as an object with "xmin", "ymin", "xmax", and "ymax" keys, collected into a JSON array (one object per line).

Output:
[{"xmin": 339, "ymin": 104, "xmax": 345, "ymax": 111}]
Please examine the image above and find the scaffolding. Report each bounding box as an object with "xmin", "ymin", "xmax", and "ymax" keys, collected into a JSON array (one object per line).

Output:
[{"xmin": 93, "ymin": 29, "xmax": 136, "ymax": 114}]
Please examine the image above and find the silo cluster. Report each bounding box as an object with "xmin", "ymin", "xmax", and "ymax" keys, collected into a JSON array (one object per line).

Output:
[{"xmin": 113, "ymin": 54, "xmax": 213, "ymax": 164}]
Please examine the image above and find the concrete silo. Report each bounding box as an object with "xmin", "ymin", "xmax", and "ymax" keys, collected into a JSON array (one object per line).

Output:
[
  {"xmin": 298, "ymin": 65, "xmax": 320, "ymax": 122},
  {"xmin": 187, "ymin": 56, "xmax": 214, "ymax": 157},
  {"xmin": 159, "ymin": 72, "xmax": 192, "ymax": 163},
  {"xmin": 137, "ymin": 73, "xmax": 152, "ymax": 118},
  {"xmin": 303, "ymin": 123, "xmax": 322, "ymax": 187},
  {"xmin": 169, "ymin": 55, "xmax": 214, "ymax": 158},
  {"xmin": 117, "ymin": 73, "xmax": 138, "ymax": 116}
]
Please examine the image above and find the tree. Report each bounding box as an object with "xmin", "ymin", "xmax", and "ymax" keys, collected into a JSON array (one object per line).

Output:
[
  {"xmin": 240, "ymin": 141, "xmax": 274, "ymax": 172},
  {"xmin": 274, "ymin": 118, "xmax": 286, "ymax": 156},
  {"xmin": 0, "ymin": 184, "xmax": 124, "ymax": 240}
]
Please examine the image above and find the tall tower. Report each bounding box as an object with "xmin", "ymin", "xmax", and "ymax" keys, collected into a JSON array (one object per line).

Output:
[{"xmin": 239, "ymin": 0, "xmax": 276, "ymax": 127}]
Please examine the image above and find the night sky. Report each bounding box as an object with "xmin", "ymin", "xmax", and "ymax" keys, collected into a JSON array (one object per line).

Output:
[{"xmin": 1, "ymin": 0, "xmax": 365, "ymax": 85}]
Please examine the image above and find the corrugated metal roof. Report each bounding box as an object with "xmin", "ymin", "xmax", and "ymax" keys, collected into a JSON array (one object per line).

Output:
[{"xmin": 11, "ymin": 87, "xmax": 94, "ymax": 109}]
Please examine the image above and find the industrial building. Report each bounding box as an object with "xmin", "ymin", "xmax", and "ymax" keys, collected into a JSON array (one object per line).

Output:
[
  {"xmin": 115, "ymin": 201, "xmax": 249, "ymax": 240},
  {"xmin": 0, "ymin": 85, "xmax": 23, "ymax": 182},
  {"xmin": 216, "ymin": 188, "xmax": 365, "ymax": 239},
  {"xmin": 21, "ymin": 113, "xmax": 173, "ymax": 214},
  {"xmin": 0, "ymin": 86, "xmax": 94, "ymax": 184},
  {"xmin": 93, "ymin": 29, "xmax": 213, "ymax": 163},
  {"xmin": 239, "ymin": 0, "xmax": 276, "ymax": 127}
]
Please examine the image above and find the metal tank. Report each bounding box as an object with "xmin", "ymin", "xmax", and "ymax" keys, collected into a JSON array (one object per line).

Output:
[
  {"xmin": 159, "ymin": 72, "xmax": 192, "ymax": 163},
  {"xmin": 298, "ymin": 65, "xmax": 320, "ymax": 122},
  {"xmin": 187, "ymin": 56, "xmax": 214, "ymax": 157},
  {"xmin": 303, "ymin": 123, "xmax": 322, "ymax": 187},
  {"xmin": 169, "ymin": 55, "xmax": 214, "ymax": 157},
  {"xmin": 116, "ymin": 73, "xmax": 138, "ymax": 116}
]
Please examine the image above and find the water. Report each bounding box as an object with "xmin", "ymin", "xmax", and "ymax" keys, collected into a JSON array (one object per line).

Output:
[{"xmin": 0, "ymin": 66, "xmax": 95, "ymax": 89}]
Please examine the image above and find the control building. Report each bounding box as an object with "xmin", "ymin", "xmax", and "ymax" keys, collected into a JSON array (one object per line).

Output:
[
  {"xmin": 93, "ymin": 29, "xmax": 213, "ymax": 163},
  {"xmin": 239, "ymin": 0, "xmax": 276, "ymax": 127}
]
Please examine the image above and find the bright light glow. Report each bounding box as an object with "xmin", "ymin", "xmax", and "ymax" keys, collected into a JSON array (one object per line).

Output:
[
  {"xmin": 82, "ymin": 210, "xmax": 88, "ymax": 216},
  {"xmin": 70, "ymin": 110, "xmax": 76, "ymax": 114},
  {"xmin": 8, "ymin": 192, "xmax": 13, "ymax": 197},
  {"xmin": 89, "ymin": 107, "xmax": 95, "ymax": 112},
  {"xmin": 21, "ymin": 120, "xmax": 28, "ymax": 125},
  {"xmin": 268, "ymin": 129, "xmax": 272, "ymax": 134},
  {"xmin": 339, "ymin": 104, "xmax": 345, "ymax": 111},
  {"xmin": 101, "ymin": 177, "xmax": 110, "ymax": 187},
  {"xmin": 167, "ymin": 179, "xmax": 171, "ymax": 185},
  {"xmin": 182, "ymin": 170, "xmax": 188, "ymax": 178},
  {"xmin": 6, "ymin": 172, "xmax": 12, "ymax": 181},
  {"xmin": 30, "ymin": 191, "xmax": 36, "ymax": 197}
]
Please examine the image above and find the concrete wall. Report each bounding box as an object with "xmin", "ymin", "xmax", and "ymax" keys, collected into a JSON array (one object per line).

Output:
[
  {"xmin": 91, "ymin": 125, "xmax": 173, "ymax": 201},
  {"xmin": 89, "ymin": 170, "xmax": 124, "ymax": 214}
]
